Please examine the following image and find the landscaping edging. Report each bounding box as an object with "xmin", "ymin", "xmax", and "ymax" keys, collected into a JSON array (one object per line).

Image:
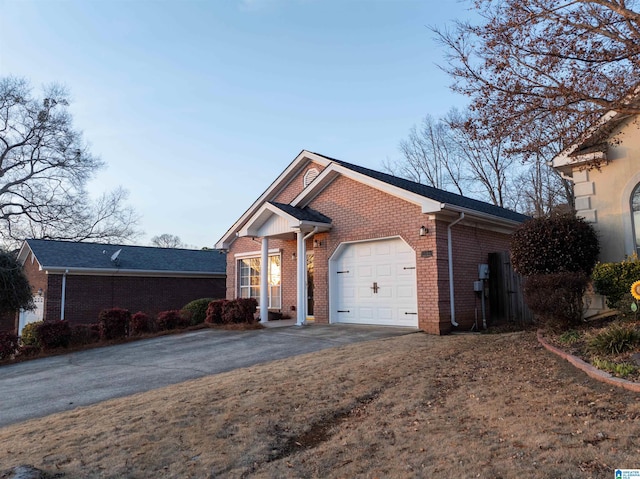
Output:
[{"xmin": 537, "ymin": 330, "xmax": 640, "ymax": 393}]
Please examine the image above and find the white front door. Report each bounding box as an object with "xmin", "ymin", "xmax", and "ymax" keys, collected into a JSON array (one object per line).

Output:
[
  {"xmin": 331, "ymin": 238, "xmax": 418, "ymax": 327},
  {"xmin": 18, "ymin": 295, "xmax": 44, "ymax": 334}
]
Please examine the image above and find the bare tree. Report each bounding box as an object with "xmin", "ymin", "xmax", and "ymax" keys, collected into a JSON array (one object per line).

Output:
[
  {"xmin": 0, "ymin": 77, "xmax": 140, "ymax": 248},
  {"xmin": 434, "ymin": 0, "xmax": 640, "ymax": 154},
  {"xmin": 383, "ymin": 115, "xmax": 466, "ymax": 194},
  {"xmin": 151, "ymin": 234, "xmax": 184, "ymax": 249}
]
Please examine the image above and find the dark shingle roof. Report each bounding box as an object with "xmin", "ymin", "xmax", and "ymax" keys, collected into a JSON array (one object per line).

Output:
[
  {"xmin": 25, "ymin": 239, "xmax": 226, "ymax": 274},
  {"xmin": 269, "ymin": 202, "xmax": 332, "ymax": 223},
  {"xmin": 312, "ymin": 152, "xmax": 530, "ymax": 223}
]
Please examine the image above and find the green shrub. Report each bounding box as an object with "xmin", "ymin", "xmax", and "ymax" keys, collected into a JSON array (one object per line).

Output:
[
  {"xmin": 591, "ymin": 357, "xmax": 638, "ymax": 377},
  {"xmin": 182, "ymin": 298, "xmax": 217, "ymax": 326},
  {"xmin": 0, "ymin": 331, "xmax": 19, "ymax": 359},
  {"xmin": 98, "ymin": 308, "xmax": 131, "ymax": 340},
  {"xmin": 587, "ymin": 323, "xmax": 640, "ymax": 356},
  {"xmin": 591, "ymin": 256, "xmax": 640, "ymax": 308},
  {"xmin": 511, "ymin": 213, "xmax": 600, "ymax": 276},
  {"xmin": 36, "ymin": 321, "xmax": 72, "ymax": 349},
  {"xmin": 523, "ymin": 272, "xmax": 589, "ymax": 330},
  {"xmin": 21, "ymin": 321, "xmax": 43, "ymax": 346}
]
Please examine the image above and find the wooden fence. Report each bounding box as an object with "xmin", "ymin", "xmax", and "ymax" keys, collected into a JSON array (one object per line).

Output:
[{"xmin": 488, "ymin": 251, "xmax": 534, "ymax": 324}]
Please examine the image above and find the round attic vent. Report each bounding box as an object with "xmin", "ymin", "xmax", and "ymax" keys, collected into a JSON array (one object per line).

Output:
[{"xmin": 303, "ymin": 167, "xmax": 319, "ymax": 188}]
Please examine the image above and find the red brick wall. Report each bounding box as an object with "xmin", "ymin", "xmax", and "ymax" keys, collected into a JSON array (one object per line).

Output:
[
  {"xmin": 43, "ymin": 274, "xmax": 225, "ymax": 325},
  {"xmin": 273, "ymin": 162, "xmax": 326, "ymax": 205},
  {"xmin": 226, "ymin": 168, "xmax": 515, "ymax": 334}
]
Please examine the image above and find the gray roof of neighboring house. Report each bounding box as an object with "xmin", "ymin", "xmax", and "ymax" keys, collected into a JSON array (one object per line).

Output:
[
  {"xmin": 24, "ymin": 239, "xmax": 226, "ymax": 274},
  {"xmin": 312, "ymin": 153, "xmax": 530, "ymax": 223},
  {"xmin": 269, "ymin": 202, "xmax": 332, "ymax": 223}
]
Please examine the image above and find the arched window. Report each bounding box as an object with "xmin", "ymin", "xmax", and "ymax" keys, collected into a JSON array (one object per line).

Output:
[{"xmin": 631, "ymin": 183, "xmax": 640, "ymax": 255}]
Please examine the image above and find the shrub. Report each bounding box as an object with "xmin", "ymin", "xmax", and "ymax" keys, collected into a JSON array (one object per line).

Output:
[
  {"xmin": 98, "ymin": 308, "xmax": 131, "ymax": 340},
  {"xmin": 70, "ymin": 323, "xmax": 101, "ymax": 347},
  {"xmin": 205, "ymin": 299, "xmax": 257, "ymax": 325},
  {"xmin": 130, "ymin": 311, "xmax": 154, "ymax": 335},
  {"xmin": 21, "ymin": 321, "xmax": 43, "ymax": 347},
  {"xmin": 591, "ymin": 357, "xmax": 638, "ymax": 377},
  {"xmin": 156, "ymin": 310, "xmax": 189, "ymax": 331},
  {"xmin": 205, "ymin": 299, "xmax": 228, "ymax": 325},
  {"xmin": 0, "ymin": 331, "xmax": 19, "ymax": 359},
  {"xmin": 523, "ymin": 272, "xmax": 590, "ymax": 330},
  {"xmin": 182, "ymin": 298, "xmax": 217, "ymax": 326},
  {"xmin": 236, "ymin": 298, "xmax": 258, "ymax": 323},
  {"xmin": 587, "ymin": 323, "xmax": 640, "ymax": 356},
  {"xmin": 591, "ymin": 255, "xmax": 640, "ymax": 308},
  {"xmin": 511, "ymin": 213, "xmax": 600, "ymax": 276},
  {"xmin": 36, "ymin": 321, "xmax": 72, "ymax": 349},
  {"xmin": 18, "ymin": 345, "xmax": 40, "ymax": 357}
]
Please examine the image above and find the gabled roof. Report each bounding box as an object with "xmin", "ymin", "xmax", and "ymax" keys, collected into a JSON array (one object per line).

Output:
[
  {"xmin": 269, "ymin": 202, "xmax": 331, "ymax": 223},
  {"xmin": 216, "ymin": 150, "xmax": 529, "ymax": 249},
  {"xmin": 19, "ymin": 239, "xmax": 226, "ymax": 276},
  {"xmin": 320, "ymin": 155, "xmax": 529, "ymax": 223}
]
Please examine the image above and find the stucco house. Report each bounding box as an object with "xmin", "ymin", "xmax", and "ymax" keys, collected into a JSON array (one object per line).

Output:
[
  {"xmin": 552, "ymin": 111, "xmax": 640, "ymax": 316},
  {"xmin": 11, "ymin": 239, "xmax": 227, "ymax": 334},
  {"xmin": 215, "ymin": 150, "xmax": 529, "ymax": 334}
]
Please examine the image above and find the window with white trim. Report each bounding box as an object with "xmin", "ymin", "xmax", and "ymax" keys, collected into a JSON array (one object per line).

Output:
[{"xmin": 238, "ymin": 254, "xmax": 281, "ymax": 309}]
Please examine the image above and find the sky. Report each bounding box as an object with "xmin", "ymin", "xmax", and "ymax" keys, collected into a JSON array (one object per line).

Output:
[{"xmin": 0, "ymin": 0, "xmax": 473, "ymax": 249}]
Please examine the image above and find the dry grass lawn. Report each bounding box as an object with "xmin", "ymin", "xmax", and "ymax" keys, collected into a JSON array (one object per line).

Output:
[{"xmin": 1, "ymin": 331, "xmax": 639, "ymax": 478}]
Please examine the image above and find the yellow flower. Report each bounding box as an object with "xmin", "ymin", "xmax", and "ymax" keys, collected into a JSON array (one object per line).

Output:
[{"xmin": 631, "ymin": 280, "xmax": 640, "ymax": 300}]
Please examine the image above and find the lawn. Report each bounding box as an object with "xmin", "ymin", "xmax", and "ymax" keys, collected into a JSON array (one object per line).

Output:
[{"xmin": 1, "ymin": 331, "xmax": 639, "ymax": 478}]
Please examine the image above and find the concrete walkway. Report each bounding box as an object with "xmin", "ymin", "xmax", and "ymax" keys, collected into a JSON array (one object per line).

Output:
[{"xmin": 0, "ymin": 324, "xmax": 415, "ymax": 427}]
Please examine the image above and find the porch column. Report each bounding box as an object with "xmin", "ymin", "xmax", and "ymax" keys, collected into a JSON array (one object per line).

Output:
[
  {"xmin": 296, "ymin": 229, "xmax": 306, "ymax": 325},
  {"xmin": 260, "ymin": 237, "xmax": 269, "ymax": 323}
]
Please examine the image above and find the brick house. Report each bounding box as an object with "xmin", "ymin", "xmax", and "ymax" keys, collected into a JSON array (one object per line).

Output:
[
  {"xmin": 552, "ymin": 110, "xmax": 640, "ymax": 316},
  {"xmin": 215, "ymin": 150, "xmax": 529, "ymax": 334},
  {"xmin": 12, "ymin": 239, "xmax": 226, "ymax": 334}
]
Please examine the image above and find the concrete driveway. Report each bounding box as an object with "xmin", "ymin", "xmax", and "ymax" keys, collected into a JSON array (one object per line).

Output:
[{"xmin": 0, "ymin": 324, "xmax": 415, "ymax": 427}]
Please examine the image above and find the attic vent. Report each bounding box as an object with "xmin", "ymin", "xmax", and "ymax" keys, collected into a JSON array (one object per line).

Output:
[{"xmin": 303, "ymin": 168, "xmax": 319, "ymax": 188}]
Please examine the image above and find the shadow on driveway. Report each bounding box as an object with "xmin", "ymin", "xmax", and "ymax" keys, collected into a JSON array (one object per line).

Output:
[{"xmin": 0, "ymin": 324, "xmax": 415, "ymax": 427}]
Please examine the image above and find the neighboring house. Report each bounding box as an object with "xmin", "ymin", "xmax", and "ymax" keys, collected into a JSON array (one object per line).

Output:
[
  {"xmin": 552, "ymin": 111, "xmax": 640, "ymax": 316},
  {"xmin": 216, "ymin": 150, "xmax": 529, "ymax": 334},
  {"xmin": 13, "ymin": 239, "xmax": 227, "ymax": 334}
]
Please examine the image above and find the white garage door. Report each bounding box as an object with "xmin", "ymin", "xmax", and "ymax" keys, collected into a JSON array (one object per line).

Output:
[{"xmin": 331, "ymin": 238, "xmax": 418, "ymax": 327}]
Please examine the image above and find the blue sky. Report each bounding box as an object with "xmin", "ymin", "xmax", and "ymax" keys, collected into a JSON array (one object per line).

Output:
[{"xmin": 1, "ymin": 0, "xmax": 472, "ymax": 248}]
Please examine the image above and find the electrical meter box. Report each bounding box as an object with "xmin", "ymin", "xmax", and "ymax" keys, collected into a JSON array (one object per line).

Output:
[
  {"xmin": 473, "ymin": 280, "xmax": 483, "ymax": 292},
  {"xmin": 478, "ymin": 264, "xmax": 489, "ymax": 279}
]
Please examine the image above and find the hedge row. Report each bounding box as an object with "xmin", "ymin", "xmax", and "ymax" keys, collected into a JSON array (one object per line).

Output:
[{"xmin": 3, "ymin": 297, "xmax": 255, "ymax": 359}]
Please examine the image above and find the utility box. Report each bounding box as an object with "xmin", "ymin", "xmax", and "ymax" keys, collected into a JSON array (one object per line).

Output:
[
  {"xmin": 478, "ymin": 264, "xmax": 490, "ymax": 279},
  {"xmin": 473, "ymin": 280, "xmax": 483, "ymax": 292}
]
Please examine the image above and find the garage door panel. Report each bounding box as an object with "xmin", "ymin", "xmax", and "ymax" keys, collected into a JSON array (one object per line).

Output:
[{"xmin": 333, "ymin": 238, "xmax": 418, "ymax": 327}]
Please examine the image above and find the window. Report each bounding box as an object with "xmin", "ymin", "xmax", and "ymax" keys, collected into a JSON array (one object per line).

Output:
[
  {"xmin": 238, "ymin": 254, "xmax": 281, "ymax": 309},
  {"xmin": 632, "ymin": 183, "xmax": 640, "ymax": 255}
]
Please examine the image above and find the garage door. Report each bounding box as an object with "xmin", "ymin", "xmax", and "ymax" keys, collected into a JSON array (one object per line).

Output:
[{"xmin": 331, "ymin": 238, "xmax": 418, "ymax": 327}]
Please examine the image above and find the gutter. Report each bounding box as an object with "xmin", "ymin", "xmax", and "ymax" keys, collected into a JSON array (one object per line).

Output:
[{"xmin": 447, "ymin": 212, "xmax": 465, "ymax": 327}]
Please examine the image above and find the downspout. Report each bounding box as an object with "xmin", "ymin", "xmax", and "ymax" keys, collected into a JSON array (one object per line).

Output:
[
  {"xmin": 447, "ymin": 213, "xmax": 465, "ymax": 327},
  {"xmin": 60, "ymin": 269, "xmax": 68, "ymax": 320}
]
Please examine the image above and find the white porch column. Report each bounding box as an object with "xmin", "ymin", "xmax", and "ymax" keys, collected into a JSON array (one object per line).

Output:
[
  {"xmin": 260, "ymin": 237, "xmax": 269, "ymax": 323},
  {"xmin": 296, "ymin": 230, "xmax": 306, "ymax": 325}
]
